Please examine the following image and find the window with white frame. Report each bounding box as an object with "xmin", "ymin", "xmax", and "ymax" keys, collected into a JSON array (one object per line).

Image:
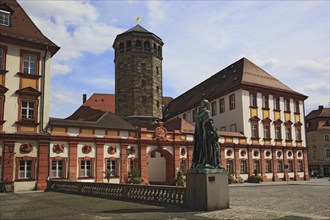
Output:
[
  {"xmin": 288, "ymin": 160, "xmax": 293, "ymax": 172},
  {"xmin": 229, "ymin": 94, "xmax": 235, "ymax": 110},
  {"xmin": 0, "ymin": 10, "xmax": 10, "ymax": 26},
  {"xmin": 226, "ymin": 160, "xmax": 233, "ymax": 174},
  {"xmin": 262, "ymin": 94, "xmax": 269, "ymax": 109},
  {"xmin": 275, "ymin": 125, "xmax": 281, "ymax": 140},
  {"xmin": 277, "ymin": 160, "xmax": 283, "ymax": 172},
  {"xmin": 52, "ymin": 160, "xmax": 63, "ymax": 178},
  {"xmin": 80, "ymin": 160, "xmax": 91, "ymax": 177},
  {"xmin": 294, "ymin": 100, "xmax": 300, "ymax": 114},
  {"xmin": 21, "ymin": 101, "xmax": 35, "ymax": 120},
  {"xmin": 253, "ymin": 160, "xmax": 260, "ymax": 173},
  {"xmin": 211, "ymin": 101, "xmax": 217, "ymax": 116},
  {"xmin": 251, "ymin": 124, "xmax": 259, "ymax": 138},
  {"xmin": 284, "ymin": 99, "xmax": 290, "ymax": 112},
  {"xmin": 264, "ymin": 125, "xmax": 270, "ymax": 139},
  {"xmin": 286, "ymin": 126, "xmax": 292, "ymax": 140},
  {"xmin": 298, "ymin": 160, "xmax": 303, "ymax": 172},
  {"xmin": 230, "ymin": 124, "xmax": 237, "ymax": 132},
  {"xmin": 23, "ymin": 54, "xmax": 37, "ymax": 74},
  {"xmin": 274, "ymin": 97, "xmax": 280, "ymax": 111},
  {"xmin": 107, "ymin": 160, "xmax": 117, "ymax": 176},
  {"xmin": 19, "ymin": 160, "xmax": 32, "ymax": 179},
  {"xmin": 325, "ymin": 134, "xmax": 329, "ymax": 142},
  {"xmin": 240, "ymin": 160, "xmax": 247, "ymax": 173},
  {"xmin": 219, "ymin": 98, "xmax": 225, "ymax": 113},
  {"xmin": 250, "ymin": 93, "xmax": 257, "ymax": 107},
  {"xmin": 265, "ymin": 160, "xmax": 272, "ymax": 173},
  {"xmin": 295, "ymin": 127, "xmax": 302, "ymax": 141}
]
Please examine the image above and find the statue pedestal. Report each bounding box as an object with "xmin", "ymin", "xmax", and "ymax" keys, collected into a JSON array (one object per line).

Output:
[{"xmin": 185, "ymin": 169, "xmax": 229, "ymax": 211}]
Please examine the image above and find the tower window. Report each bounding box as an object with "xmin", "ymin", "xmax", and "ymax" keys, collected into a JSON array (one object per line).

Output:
[
  {"xmin": 119, "ymin": 42, "xmax": 124, "ymax": 53},
  {"xmin": 140, "ymin": 63, "xmax": 146, "ymax": 74},
  {"xmin": 136, "ymin": 40, "xmax": 142, "ymax": 48},
  {"xmin": 157, "ymin": 46, "xmax": 162, "ymax": 56},
  {"xmin": 144, "ymin": 41, "xmax": 150, "ymax": 52},
  {"xmin": 141, "ymin": 79, "xmax": 146, "ymax": 87},
  {"xmin": 126, "ymin": 41, "xmax": 132, "ymax": 51},
  {"xmin": 157, "ymin": 100, "xmax": 160, "ymax": 108},
  {"xmin": 0, "ymin": 10, "xmax": 10, "ymax": 26},
  {"xmin": 141, "ymin": 96, "xmax": 146, "ymax": 104},
  {"xmin": 156, "ymin": 66, "xmax": 159, "ymax": 75}
]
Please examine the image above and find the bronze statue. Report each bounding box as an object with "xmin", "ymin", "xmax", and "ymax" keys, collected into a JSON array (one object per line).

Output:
[{"xmin": 191, "ymin": 99, "xmax": 222, "ymax": 169}]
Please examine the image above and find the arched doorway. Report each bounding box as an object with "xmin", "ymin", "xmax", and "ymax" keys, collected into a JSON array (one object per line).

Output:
[{"xmin": 147, "ymin": 148, "xmax": 174, "ymax": 185}]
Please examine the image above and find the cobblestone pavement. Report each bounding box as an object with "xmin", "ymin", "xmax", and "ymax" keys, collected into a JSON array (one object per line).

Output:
[{"xmin": 0, "ymin": 178, "xmax": 329, "ymax": 219}]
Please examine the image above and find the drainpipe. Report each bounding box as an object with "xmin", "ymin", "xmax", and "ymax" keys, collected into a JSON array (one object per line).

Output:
[{"xmin": 40, "ymin": 46, "xmax": 48, "ymax": 133}]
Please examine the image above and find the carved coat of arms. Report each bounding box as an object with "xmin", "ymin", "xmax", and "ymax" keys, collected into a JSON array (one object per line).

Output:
[{"xmin": 155, "ymin": 121, "xmax": 167, "ymax": 141}]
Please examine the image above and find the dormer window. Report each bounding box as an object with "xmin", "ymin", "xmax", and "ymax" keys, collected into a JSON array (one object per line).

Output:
[{"xmin": 0, "ymin": 9, "xmax": 10, "ymax": 26}]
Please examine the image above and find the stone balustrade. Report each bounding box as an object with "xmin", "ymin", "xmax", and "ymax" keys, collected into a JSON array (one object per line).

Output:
[{"xmin": 47, "ymin": 181, "xmax": 186, "ymax": 206}]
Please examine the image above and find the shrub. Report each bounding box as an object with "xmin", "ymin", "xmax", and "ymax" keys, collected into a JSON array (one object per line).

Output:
[
  {"xmin": 228, "ymin": 173, "xmax": 236, "ymax": 184},
  {"xmin": 247, "ymin": 175, "xmax": 262, "ymax": 183},
  {"xmin": 176, "ymin": 170, "xmax": 186, "ymax": 187},
  {"xmin": 128, "ymin": 169, "xmax": 144, "ymax": 184}
]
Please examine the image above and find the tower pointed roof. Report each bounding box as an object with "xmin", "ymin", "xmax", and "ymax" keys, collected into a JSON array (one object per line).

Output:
[
  {"xmin": 113, "ymin": 24, "xmax": 163, "ymax": 47},
  {"xmin": 122, "ymin": 24, "xmax": 151, "ymax": 34}
]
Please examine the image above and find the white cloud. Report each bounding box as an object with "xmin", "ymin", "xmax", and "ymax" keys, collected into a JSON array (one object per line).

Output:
[
  {"xmin": 147, "ymin": 1, "xmax": 168, "ymax": 26},
  {"xmin": 51, "ymin": 63, "xmax": 71, "ymax": 76}
]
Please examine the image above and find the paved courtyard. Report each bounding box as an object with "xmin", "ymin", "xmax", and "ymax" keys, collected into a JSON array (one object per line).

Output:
[{"xmin": 1, "ymin": 178, "xmax": 329, "ymax": 219}]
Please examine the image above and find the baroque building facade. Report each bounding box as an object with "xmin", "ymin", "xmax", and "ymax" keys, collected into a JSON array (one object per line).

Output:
[
  {"xmin": 1, "ymin": 0, "xmax": 311, "ymax": 192},
  {"xmin": 305, "ymin": 106, "xmax": 330, "ymax": 177},
  {"xmin": 0, "ymin": 0, "xmax": 59, "ymax": 191}
]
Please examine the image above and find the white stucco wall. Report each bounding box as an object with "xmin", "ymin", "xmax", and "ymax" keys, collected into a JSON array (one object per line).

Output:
[{"xmin": 148, "ymin": 151, "xmax": 165, "ymax": 182}]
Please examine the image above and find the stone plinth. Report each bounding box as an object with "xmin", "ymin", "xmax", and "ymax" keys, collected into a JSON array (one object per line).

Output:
[{"xmin": 185, "ymin": 168, "xmax": 229, "ymax": 211}]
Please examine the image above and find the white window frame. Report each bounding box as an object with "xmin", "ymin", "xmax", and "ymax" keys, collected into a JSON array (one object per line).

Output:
[
  {"xmin": 80, "ymin": 160, "xmax": 91, "ymax": 177},
  {"xmin": 21, "ymin": 101, "xmax": 35, "ymax": 120},
  {"xmin": 19, "ymin": 160, "xmax": 32, "ymax": 179},
  {"xmin": 107, "ymin": 160, "xmax": 116, "ymax": 177},
  {"xmin": 52, "ymin": 160, "xmax": 63, "ymax": 178},
  {"xmin": 23, "ymin": 54, "xmax": 37, "ymax": 74},
  {"xmin": 0, "ymin": 10, "xmax": 10, "ymax": 26}
]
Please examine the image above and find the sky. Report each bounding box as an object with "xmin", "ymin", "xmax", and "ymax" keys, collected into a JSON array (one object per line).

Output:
[{"xmin": 18, "ymin": 0, "xmax": 329, "ymax": 118}]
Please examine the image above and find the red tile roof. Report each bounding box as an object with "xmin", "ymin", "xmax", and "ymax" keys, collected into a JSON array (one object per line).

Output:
[
  {"xmin": 164, "ymin": 57, "xmax": 307, "ymax": 119},
  {"xmin": 0, "ymin": 0, "xmax": 59, "ymax": 56},
  {"xmin": 83, "ymin": 93, "xmax": 115, "ymax": 113}
]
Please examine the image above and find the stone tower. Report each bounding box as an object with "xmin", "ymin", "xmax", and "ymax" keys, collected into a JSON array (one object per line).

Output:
[{"xmin": 113, "ymin": 25, "xmax": 164, "ymax": 127}]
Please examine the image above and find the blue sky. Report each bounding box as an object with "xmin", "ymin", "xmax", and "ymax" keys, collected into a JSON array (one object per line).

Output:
[{"xmin": 18, "ymin": 0, "xmax": 329, "ymax": 118}]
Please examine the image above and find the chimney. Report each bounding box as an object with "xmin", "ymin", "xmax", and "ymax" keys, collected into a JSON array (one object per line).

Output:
[
  {"xmin": 83, "ymin": 94, "xmax": 87, "ymax": 103},
  {"xmin": 318, "ymin": 105, "xmax": 324, "ymax": 110}
]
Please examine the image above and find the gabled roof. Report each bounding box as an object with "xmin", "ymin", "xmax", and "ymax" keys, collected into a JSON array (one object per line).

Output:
[
  {"xmin": 0, "ymin": 0, "xmax": 60, "ymax": 56},
  {"xmin": 164, "ymin": 57, "xmax": 307, "ymax": 119},
  {"xmin": 50, "ymin": 111, "xmax": 136, "ymax": 130},
  {"xmin": 305, "ymin": 106, "xmax": 330, "ymax": 132}
]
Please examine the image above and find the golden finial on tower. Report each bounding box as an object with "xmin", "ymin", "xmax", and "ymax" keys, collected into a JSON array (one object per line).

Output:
[{"xmin": 136, "ymin": 16, "xmax": 141, "ymax": 23}]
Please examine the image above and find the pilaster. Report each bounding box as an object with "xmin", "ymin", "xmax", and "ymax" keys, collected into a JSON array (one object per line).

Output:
[
  {"xmin": 68, "ymin": 141, "xmax": 78, "ymax": 180},
  {"xmin": 37, "ymin": 140, "xmax": 50, "ymax": 190},
  {"xmin": 95, "ymin": 142, "xmax": 105, "ymax": 182}
]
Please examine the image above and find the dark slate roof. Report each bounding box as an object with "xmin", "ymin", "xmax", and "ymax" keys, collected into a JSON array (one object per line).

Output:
[
  {"xmin": 0, "ymin": 0, "xmax": 60, "ymax": 56},
  {"xmin": 114, "ymin": 24, "xmax": 163, "ymax": 45},
  {"xmin": 50, "ymin": 111, "xmax": 137, "ymax": 130},
  {"xmin": 164, "ymin": 57, "xmax": 307, "ymax": 119},
  {"xmin": 122, "ymin": 24, "xmax": 151, "ymax": 34},
  {"xmin": 306, "ymin": 106, "xmax": 330, "ymax": 120}
]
